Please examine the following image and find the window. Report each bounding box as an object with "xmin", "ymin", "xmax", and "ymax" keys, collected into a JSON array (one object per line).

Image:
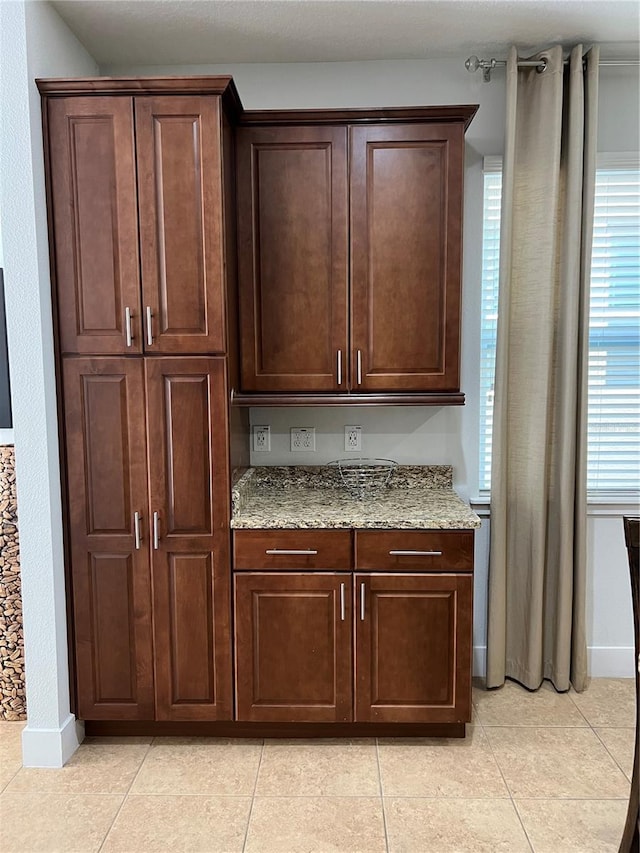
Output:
[{"xmin": 479, "ymin": 157, "xmax": 640, "ymax": 495}]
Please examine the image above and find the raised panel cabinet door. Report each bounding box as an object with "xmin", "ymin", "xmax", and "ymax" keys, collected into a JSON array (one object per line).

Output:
[
  {"xmin": 237, "ymin": 126, "xmax": 348, "ymax": 392},
  {"xmin": 146, "ymin": 357, "xmax": 232, "ymax": 720},
  {"xmin": 355, "ymin": 573, "xmax": 472, "ymax": 723},
  {"xmin": 47, "ymin": 97, "xmax": 142, "ymax": 354},
  {"xmin": 135, "ymin": 97, "xmax": 225, "ymax": 354},
  {"xmin": 62, "ymin": 358, "xmax": 154, "ymax": 719},
  {"xmin": 350, "ymin": 123, "xmax": 465, "ymax": 392},
  {"xmin": 234, "ymin": 573, "xmax": 353, "ymax": 722}
]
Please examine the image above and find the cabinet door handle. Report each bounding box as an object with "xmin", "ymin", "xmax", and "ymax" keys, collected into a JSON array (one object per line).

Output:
[
  {"xmin": 265, "ymin": 549, "xmax": 319, "ymax": 556},
  {"xmin": 389, "ymin": 550, "xmax": 443, "ymax": 557},
  {"xmin": 356, "ymin": 350, "xmax": 362, "ymax": 385},
  {"xmin": 337, "ymin": 349, "xmax": 342, "ymax": 385},
  {"xmin": 340, "ymin": 582, "xmax": 345, "ymax": 621},
  {"xmin": 153, "ymin": 511, "xmax": 160, "ymax": 549},
  {"xmin": 133, "ymin": 511, "xmax": 141, "ymax": 549},
  {"xmin": 125, "ymin": 307, "xmax": 133, "ymax": 347},
  {"xmin": 146, "ymin": 306, "xmax": 153, "ymax": 346},
  {"xmin": 360, "ymin": 581, "xmax": 365, "ymax": 620}
]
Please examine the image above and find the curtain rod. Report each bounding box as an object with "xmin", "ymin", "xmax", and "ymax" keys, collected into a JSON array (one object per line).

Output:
[{"xmin": 465, "ymin": 55, "xmax": 640, "ymax": 82}]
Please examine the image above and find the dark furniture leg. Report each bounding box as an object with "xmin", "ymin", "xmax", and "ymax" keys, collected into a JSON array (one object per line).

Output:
[{"xmin": 620, "ymin": 517, "xmax": 640, "ymax": 853}]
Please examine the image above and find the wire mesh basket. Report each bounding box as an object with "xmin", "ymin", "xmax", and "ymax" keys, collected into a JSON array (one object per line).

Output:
[{"xmin": 329, "ymin": 458, "xmax": 397, "ymax": 500}]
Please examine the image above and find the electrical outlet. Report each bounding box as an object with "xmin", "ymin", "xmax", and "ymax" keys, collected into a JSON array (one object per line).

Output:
[
  {"xmin": 290, "ymin": 427, "xmax": 316, "ymax": 452},
  {"xmin": 253, "ymin": 425, "xmax": 270, "ymax": 452},
  {"xmin": 344, "ymin": 425, "xmax": 362, "ymax": 452}
]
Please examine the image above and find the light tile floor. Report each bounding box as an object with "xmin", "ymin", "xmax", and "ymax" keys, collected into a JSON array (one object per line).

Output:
[{"xmin": 0, "ymin": 678, "xmax": 635, "ymax": 852}]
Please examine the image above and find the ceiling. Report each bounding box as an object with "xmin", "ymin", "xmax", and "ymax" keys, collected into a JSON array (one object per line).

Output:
[{"xmin": 51, "ymin": 0, "xmax": 640, "ymax": 68}]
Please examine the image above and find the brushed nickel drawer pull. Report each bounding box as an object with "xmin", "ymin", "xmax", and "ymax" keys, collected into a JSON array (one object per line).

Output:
[
  {"xmin": 133, "ymin": 511, "xmax": 141, "ymax": 549},
  {"xmin": 360, "ymin": 582, "xmax": 365, "ymax": 620},
  {"xmin": 340, "ymin": 582, "xmax": 345, "ymax": 621},
  {"xmin": 125, "ymin": 307, "xmax": 133, "ymax": 347},
  {"xmin": 146, "ymin": 306, "xmax": 153, "ymax": 346},
  {"xmin": 265, "ymin": 549, "xmax": 319, "ymax": 556},
  {"xmin": 389, "ymin": 550, "xmax": 443, "ymax": 556}
]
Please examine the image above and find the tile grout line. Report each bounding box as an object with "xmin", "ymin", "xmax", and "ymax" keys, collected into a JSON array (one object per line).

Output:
[
  {"xmin": 590, "ymin": 726, "xmax": 634, "ymax": 783},
  {"xmin": 0, "ymin": 762, "xmax": 23, "ymax": 794},
  {"xmin": 96, "ymin": 738, "xmax": 155, "ymax": 853},
  {"xmin": 241, "ymin": 739, "xmax": 264, "ymax": 853},
  {"xmin": 480, "ymin": 723, "xmax": 536, "ymax": 853},
  {"xmin": 375, "ymin": 739, "xmax": 390, "ymax": 853},
  {"xmin": 565, "ymin": 690, "xmax": 593, "ymax": 728}
]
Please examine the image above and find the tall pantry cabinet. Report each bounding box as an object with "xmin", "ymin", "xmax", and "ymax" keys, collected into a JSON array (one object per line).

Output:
[{"xmin": 40, "ymin": 78, "xmax": 241, "ymax": 720}]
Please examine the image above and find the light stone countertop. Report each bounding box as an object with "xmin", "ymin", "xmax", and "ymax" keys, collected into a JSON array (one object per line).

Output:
[{"xmin": 231, "ymin": 465, "xmax": 481, "ymax": 530}]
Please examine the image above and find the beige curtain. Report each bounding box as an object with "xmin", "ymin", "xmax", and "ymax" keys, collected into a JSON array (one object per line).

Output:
[{"xmin": 487, "ymin": 44, "xmax": 599, "ymax": 693}]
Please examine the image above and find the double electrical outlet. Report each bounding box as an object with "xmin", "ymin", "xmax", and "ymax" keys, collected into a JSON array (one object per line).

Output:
[
  {"xmin": 252, "ymin": 424, "xmax": 363, "ymax": 453},
  {"xmin": 344, "ymin": 425, "xmax": 362, "ymax": 451}
]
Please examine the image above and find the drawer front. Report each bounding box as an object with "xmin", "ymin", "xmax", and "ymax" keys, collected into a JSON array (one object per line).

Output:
[
  {"xmin": 355, "ymin": 530, "xmax": 473, "ymax": 572},
  {"xmin": 234, "ymin": 529, "xmax": 353, "ymax": 570}
]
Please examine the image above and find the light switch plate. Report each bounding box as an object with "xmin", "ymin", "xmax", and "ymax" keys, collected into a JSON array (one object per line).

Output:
[{"xmin": 290, "ymin": 427, "xmax": 316, "ymax": 452}]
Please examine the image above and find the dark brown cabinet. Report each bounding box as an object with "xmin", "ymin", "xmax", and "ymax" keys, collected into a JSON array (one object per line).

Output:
[
  {"xmin": 47, "ymin": 94, "xmax": 227, "ymax": 356},
  {"xmin": 236, "ymin": 111, "xmax": 475, "ymax": 399},
  {"xmin": 62, "ymin": 357, "xmax": 232, "ymax": 721},
  {"xmin": 48, "ymin": 98, "xmax": 142, "ymax": 355},
  {"xmin": 232, "ymin": 529, "xmax": 474, "ymax": 726},
  {"xmin": 236, "ymin": 126, "xmax": 348, "ymax": 392},
  {"xmin": 234, "ymin": 572, "xmax": 353, "ymax": 722},
  {"xmin": 40, "ymin": 76, "xmax": 479, "ymax": 734},
  {"xmin": 146, "ymin": 358, "xmax": 232, "ymax": 720},
  {"xmin": 355, "ymin": 573, "xmax": 473, "ymax": 723},
  {"xmin": 62, "ymin": 358, "xmax": 154, "ymax": 719},
  {"xmin": 350, "ymin": 124, "xmax": 464, "ymax": 392}
]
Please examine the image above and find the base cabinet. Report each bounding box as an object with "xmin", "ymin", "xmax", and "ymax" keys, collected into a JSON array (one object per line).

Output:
[
  {"xmin": 355, "ymin": 573, "xmax": 473, "ymax": 723},
  {"xmin": 233, "ymin": 563, "xmax": 473, "ymax": 725},
  {"xmin": 234, "ymin": 573, "xmax": 353, "ymax": 722}
]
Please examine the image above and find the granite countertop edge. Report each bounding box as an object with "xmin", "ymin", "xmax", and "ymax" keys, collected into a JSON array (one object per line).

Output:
[{"xmin": 231, "ymin": 466, "xmax": 481, "ymax": 530}]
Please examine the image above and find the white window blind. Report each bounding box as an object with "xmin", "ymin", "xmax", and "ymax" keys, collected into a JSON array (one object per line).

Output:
[
  {"xmin": 479, "ymin": 165, "xmax": 502, "ymax": 491},
  {"xmin": 588, "ymin": 167, "xmax": 640, "ymax": 491},
  {"xmin": 479, "ymin": 158, "xmax": 640, "ymax": 495}
]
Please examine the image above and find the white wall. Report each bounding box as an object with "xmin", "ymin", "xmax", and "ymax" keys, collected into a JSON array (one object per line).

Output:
[
  {"xmin": 0, "ymin": 0, "xmax": 98, "ymax": 766},
  {"xmin": 108, "ymin": 57, "xmax": 638, "ymax": 678}
]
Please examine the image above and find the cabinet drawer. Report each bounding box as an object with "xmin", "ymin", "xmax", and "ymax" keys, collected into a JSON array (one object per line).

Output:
[
  {"xmin": 234, "ymin": 530, "xmax": 353, "ymax": 570},
  {"xmin": 355, "ymin": 530, "xmax": 473, "ymax": 571}
]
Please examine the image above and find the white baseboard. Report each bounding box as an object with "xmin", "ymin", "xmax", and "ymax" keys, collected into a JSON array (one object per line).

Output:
[
  {"xmin": 473, "ymin": 645, "xmax": 636, "ymax": 680},
  {"xmin": 588, "ymin": 646, "xmax": 636, "ymax": 678},
  {"xmin": 21, "ymin": 714, "xmax": 84, "ymax": 768},
  {"xmin": 473, "ymin": 645, "xmax": 487, "ymax": 677}
]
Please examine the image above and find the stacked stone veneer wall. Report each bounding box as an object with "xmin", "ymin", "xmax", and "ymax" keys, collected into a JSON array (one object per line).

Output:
[{"xmin": 0, "ymin": 446, "xmax": 25, "ymax": 720}]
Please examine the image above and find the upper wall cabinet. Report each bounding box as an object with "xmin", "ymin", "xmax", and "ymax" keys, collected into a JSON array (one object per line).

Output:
[
  {"xmin": 46, "ymin": 93, "xmax": 227, "ymax": 355},
  {"xmin": 350, "ymin": 124, "xmax": 464, "ymax": 393},
  {"xmin": 236, "ymin": 126, "xmax": 348, "ymax": 392},
  {"xmin": 235, "ymin": 107, "xmax": 477, "ymax": 402}
]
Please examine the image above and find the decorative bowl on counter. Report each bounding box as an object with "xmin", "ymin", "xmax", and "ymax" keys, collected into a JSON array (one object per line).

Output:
[{"xmin": 328, "ymin": 458, "xmax": 398, "ymax": 500}]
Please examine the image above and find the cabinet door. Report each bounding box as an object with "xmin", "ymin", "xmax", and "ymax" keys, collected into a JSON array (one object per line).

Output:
[
  {"xmin": 135, "ymin": 97, "xmax": 225, "ymax": 354},
  {"xmin": 237, "ymin": 126, "xmax": 348, "ymax": 392},
  {"xmin": 62, "ymin": 358, "xmax": 154, "ymax": 719},
  {"xmin": 235, "ymin": 573, "xmax": 352, "ymax": 722},
  {"xmin": 355, "ymin": 573, "xmax": 472, "ymax": 723},
  {"xmin": 48, "ymin": 98, "xmax": 142, "ymax": 354},
  {"xmin": 146, "ymin": 358, "xmax": 231, "ymax": 720},
  {"xmin": 350, "ymin": 124, "xmax": 465, "ymax": 392}
]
